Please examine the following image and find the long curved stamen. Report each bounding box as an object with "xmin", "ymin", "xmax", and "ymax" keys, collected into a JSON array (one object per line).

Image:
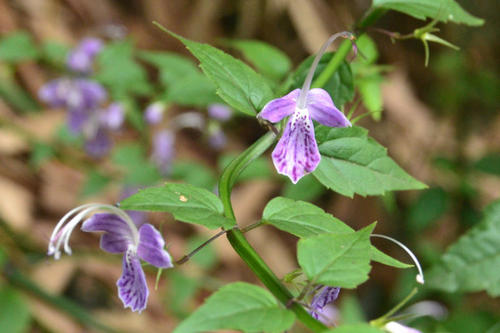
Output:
[
  {"xmin": 297, "ymin": 31, "xmax": 355, "ymax": 109},
  {"xmin": 371, "ymin": 234, "xmax": 425, "ymax": 284},
  {"xmin": 49, "ymin": 204, "xmax": 140, "ymax": 259},
  {"xmin": 49, "ymin": 203, "xmax": 97, "ymax": 254}
]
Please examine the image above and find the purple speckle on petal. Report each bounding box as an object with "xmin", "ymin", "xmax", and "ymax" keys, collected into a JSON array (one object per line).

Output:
[
  {"xmin": 309, "ymin": 286, "xmax": 340, "ymax": 324},
  {"xmin": 117, "ymin": 249, "xmax": 149, "ymax": 313}
]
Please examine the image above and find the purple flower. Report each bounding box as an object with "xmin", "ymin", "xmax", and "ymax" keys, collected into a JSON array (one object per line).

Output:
[
  {"xmin": 258, "ymin": 31, "xmax": 355, "ymax": 184},
  {"xmin": 151, "ymin": 130, "xmax": 175, "ymax": 175},
  {"xmin": 258, "ymin": 88, "xmax": 350, "ymax": 183},
  {"xmin": 385, "ymin": 322, "xmax": 422, "ymax": 333},
  {"xmin": 67, "ymin": 38, "xmax": 103, "ymax": 74},
  {"xmin": 144, "ymin": 102, "xmax": 166, "ymax": 125},
  {"xmin": 48, "ymin": 204, "xmax": 173, "ymax": 312},
  {"xmin": 39, "ymin": 78, "xmax": 107, "ymax": 112},
  {"xmin": 100, "ymin": 102, "xmax": 125, "ymax": 130},
  {"xmin": 309, "ymin": 286, "xmax": 340, "ymax": 323},
  {"xmin": 208, "ymin": 104, "xmax": 232, "ymax": 122}
]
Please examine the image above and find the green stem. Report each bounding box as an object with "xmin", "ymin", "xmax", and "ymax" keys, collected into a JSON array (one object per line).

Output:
[
  {"xmin": 4, "ymin": 266, "xmax": 117, "ymax": 333},
  {"xmin": 371, "ymin": 287, "xmax": 418, "ymax": 327},
  {"xmin": 219, "ymin": 133, "xmax": 327, "ymax": 331}
]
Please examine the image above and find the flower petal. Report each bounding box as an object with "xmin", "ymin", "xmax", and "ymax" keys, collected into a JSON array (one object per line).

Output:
[
  {"xmin": 272, "ymin": 111, "xmax": 320, "ymax": 183},
  {"xmin": 137, "ymin": 224, "xmax": 173, "ymax": 268},
  {"xmin": 81, "ymin": 213, "xmax": 134, "ymax": 253},
  {"xmin": 117, "ymin": 248, "xmax": 149, "ymax": 312},
  {"xmin": 310, "ymin": 286, "xmax": 340, "ymax": 312},
  {"xmin": 307, "ymin": 88, "xmax": 351, "ymax": 127},
  {"xmin": 258, "ymin": 89, "xmax": 300, "ymax": 123}
]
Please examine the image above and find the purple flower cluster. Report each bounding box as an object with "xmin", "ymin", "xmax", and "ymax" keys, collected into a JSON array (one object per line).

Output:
[{"xmin": 39, "ymin": 38, "xmax": 124, "ymax": 157}]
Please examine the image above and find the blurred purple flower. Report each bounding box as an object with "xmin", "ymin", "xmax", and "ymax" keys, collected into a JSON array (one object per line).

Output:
[
  {"xmin": 309, "ymin": 286, "xmax": 340, "ymax": 324},
  {"xmin": 144, "ymin": 102, "xmax": 166, "ymax": 125},
  {"xmin": 100, "ymin": 102, "xmax": 125, "ymax": 130},
  {"xmin": 151, "ymin": 130, "xmax": 175, "ymax": 175},
  {"xmin": 258, "ymin": 88, "xmax": 350, "ymax": 183},
  {"xmin": 39, "ymin": 78, "xmax": 107, "ymax": 112},
  {"xmin": 208, "ymin": 103, "xmax": 232, "ymax": 122},
  {"xmin": 84, "ymin": 127, "xmax": 112, "ymax": 157},
  {"xmin": 48, "ymin": 204, "xmax": 173, "ymax": 313},
  {"xmin": 208, "ymin": 127, "xmax": 227, "ymax": 150},
  {"xmin": 67, "ymin": 37, "xmax": 103, "ymax": 74}
]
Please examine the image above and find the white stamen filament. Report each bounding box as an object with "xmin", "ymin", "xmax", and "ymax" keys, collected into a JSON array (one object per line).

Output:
[
  {"xmin": 297, "ymin": 31, "xmax": 355, "ymax": 109},
  {"xmin": 371, "ymin": 234, "xmax": 425, "ymax": 284},
  {"xmin": 48, "ymin": 203, "xmax": 140, "ymax": 260}
]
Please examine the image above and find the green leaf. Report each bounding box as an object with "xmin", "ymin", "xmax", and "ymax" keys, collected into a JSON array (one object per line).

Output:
[
  {"xmin": 408, "ymin": 187, "xmax": 449, "ymax": 232},
  {"xmin": 41, "ymin": 41, "xmax": 70, "ymax": 66},
  {"xmin": 282, "ymin": 173, "xmax": 325, "ymax": 201},
  {"xmin": 29, "ymin": 142, "xmax": 54, "ymax": 168},
  {"xmin": 138, "ymin": 51, "xmax": 200, "ymax": 87},
  {"xmin": 0, "ymin": 31, "xmax": 38, "ymax": 62},
  {"xmin": 473, "ymin": 153, "xmax": 500, "ymax": 176},
  {"xmin": 0, "ymin": 77, "xmax": 39, "ymax": 112},
  {"xmin": 297, "ymin": 224, "xmax": 374, "ymax": 288},
  {"xmin": 224, "ymin": 39, "xmax": 292, "ymax": 81},
  {"xmin": 120, "ymin": 183, "xmax": 235, "ymax": 229},
  {"xmin": 173, "ymin": 282, "xmax": 295, "ymax": 333},
  {"xmin": 287, "ymin": 52, "xmax": 354, "ymax": 107},
  {"xmin": 166, "ymin": 73, "xmax": 221, "ymax": 107},
  {"xmin": 372, "ymin": 0, "xmax": 484, "ymax": 26},
  {"xmin": 263, "ymin": 197, "xmax": 410, "ymax": 268},
  {"xmin": 358, "ymin": 75, "xmax": 383, "ymax": 119},
  {"xmin": 426, "ymin": 200, "xmax": 500, "ymax": 297},
  {"xmin": 96, "ymin": 41, "xmax": 152, "ymax": 96},
  {"xmin": 0, "ymin": 287, "xmax": 31, "ymax": 333},
  {"xmin": 165, "ymin": 29, "xmax": 275, "ymax": 116},
  {"xmin": 80, "ymin": 170, "xmax": 111, "ymax": 198},
  {"xmin": 170, "ymin": 161, "xmax": 217, "ymax": 191},
  {"xmin": 339, "ymin": 295, "xmax": 365, "ymax": 324},
  {"xmin": 166, "ymin": 270, "xmax": 200, "ymax": 318},
  {"xmin": 111, "ymin": 144, "xmax": 161, "ymax": 186},
  {"xmin": 324, "ymin": 323, "xmax": 385, "ymax": 333},
  {"xmin": 371, "ymin": 247, "xmax": 413, "ymax": 269},
  {"xmin": 262, "ymin": 197, "xmax": 353, "ymax": 237},
  {"xmin": 313, "ymin": 128, "xmax": 427, "ymax": 197}
]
